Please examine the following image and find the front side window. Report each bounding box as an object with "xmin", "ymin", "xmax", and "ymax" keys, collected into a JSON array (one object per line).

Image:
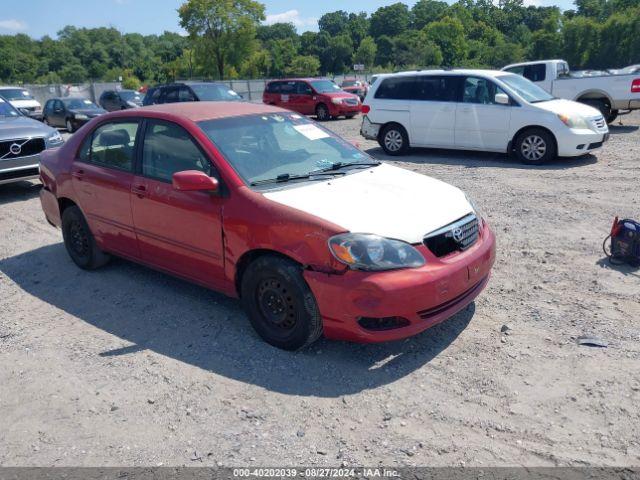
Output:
[
  {"xmin": 142, "ymin": 121, "xmax": 211, "ymax": 182},
  {"xmin": 375, "ymin": 77, "xmax": 415, "ymax": 100},
  {"xmin": 524, "ymin": 64, "xmax": 546, "ymax": 82},
  {"xmin": 178, "ymin": 87, "xmax": 196, "ymax": 102},
  {"xmin": 88, "ymin": 122, "xmax": 139, "ymax": 171},
  {"xmin": 198, "ymin": 113, "xmax": 374, "ymax": 187},
  {"xmin": 414, "ymin": 76, "xmax": 460, "ymax": 102},
  {"xmin": 463, "ymin": 77, "xmax": 508, "ymax": 105},
  {"xmin": 0, "ymin": 97, "xmax": 20, "ymax": 117},
  {"xmin": 297, "ymin": 82, "xmax": 313, "ymax": 95}
]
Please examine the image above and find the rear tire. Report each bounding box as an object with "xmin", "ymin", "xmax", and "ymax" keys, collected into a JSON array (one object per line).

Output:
[
  {"xmin": 61, "ymin": 206, "xmax": 110, "ymax": 270},
  {"xmin": 240, "ymin": 255, "xmax": 322, "ymax": 351},
  {"xmin": 315, "ymin": 103, "xmax": 330, "ymax": 122},
  {"xmin": 514, "ymin": 128, "xmax": 556, "ymax": 165},
  {"xmin": 379, "ymin": 123, "xmax": 409, "ymax": 156},
  {"xmin": 607, "ymin": 110, "xmax": 618, "ymax": 124}
]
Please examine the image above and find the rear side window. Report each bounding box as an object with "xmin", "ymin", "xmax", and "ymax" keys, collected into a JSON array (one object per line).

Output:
[
  {"xmin": 178, "ymin": 87, "xmax": 196, "ymax": 102},
  {"xmin": 144, "ymin": 88, "xmax": 161, "ymax": 105},
  {"xmin": 141, "ymin": 121, "xmax": 211, "ymax": 182},
  {"xmin": 279, "ymin": 82, "xmax": 296, "ymax": 94},
  {"xmin": 414, "ymin": 76, "xmax": 460, "ymax": 102},
  {"xmin": 87, "ymin": 122, "xmax": 139, "ymax": 171},
  {"xmin": 374, "ymin": 77, "xmax": 415, "ymax": 100},
  {"xmin": 266, "ymin": 82, "xmax": 281, "ymax": 94}
]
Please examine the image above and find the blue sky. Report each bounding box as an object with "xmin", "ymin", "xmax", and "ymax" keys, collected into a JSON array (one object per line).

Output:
[{"xmin": 1, "ymin": 0, "xmax": 574, "ymax": 38}]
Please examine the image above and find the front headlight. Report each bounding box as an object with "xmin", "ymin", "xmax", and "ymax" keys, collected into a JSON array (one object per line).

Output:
[
  {"xmin": 465, "ymin": 194, "xmax": 485, "ymax": 228},
  {"xmin": 46, "ymin": 130, "xmax": 64, "ymax": 146},
  {"xmin": 331, "ymin": 98, "xmax": 343, "ymax": 105},
  {"xmin": 329, "ymin": 233, "xmax": 425, "ymax": 271},
  {"xmin": 74, "ymin": 114, "xmax": 88, "ymax": 120},
  {"xmin": 557, "ymin": 113, "xmax": 590, "ymax": 130}
]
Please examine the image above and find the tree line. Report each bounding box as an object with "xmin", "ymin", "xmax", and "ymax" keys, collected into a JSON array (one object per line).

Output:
[{"xmin": 1, "ymin": 0, "xmax": 639, "ymax": 87}]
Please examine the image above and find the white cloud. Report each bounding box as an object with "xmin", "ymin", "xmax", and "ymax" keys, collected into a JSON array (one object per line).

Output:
[
  {"xmin": 0, "ymin": 19, "xmax": 27, "ymax": 32},
  {"xmin": 264, "ymin": 9, "xmax": 318, "ymax": 30}
]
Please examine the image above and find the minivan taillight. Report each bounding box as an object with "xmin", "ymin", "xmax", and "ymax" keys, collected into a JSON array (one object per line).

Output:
[
  {"xmin": 361, "ymin": 105, "xmax": 370, "ymax": 114},
  {"xmin": 632, "ymin": 79, "xmax": 640, "ymax": 93}
]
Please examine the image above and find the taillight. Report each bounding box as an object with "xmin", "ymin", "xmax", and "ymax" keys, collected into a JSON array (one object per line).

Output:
[
  {"xmin": 361, "ymin": 104, "xmax": 370, "ymax": 114},
  {"xmin": 632, "ymin": 79, "xmax": 640, "ymax": 93}
]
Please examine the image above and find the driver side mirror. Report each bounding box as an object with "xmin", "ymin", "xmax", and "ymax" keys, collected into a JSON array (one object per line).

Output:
[
  {"xmin": 495, "ymin": 93, "xmax": 510, "ymax": 105},
  {"xmin": 172, "ymin": 170, "xmax": 219, "ymax": 193}
]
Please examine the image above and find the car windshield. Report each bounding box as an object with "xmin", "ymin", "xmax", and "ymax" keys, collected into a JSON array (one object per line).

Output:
[
  {"xmin": 310, "ymin": 80, "xmax": 341, "ymax": 94},
  {"xmin": 199, "ymin": 113, "xmax": 375, "ymax": 187},
  {"xmin": 0, "ymin": 88, "xmax": 34, "ymax": 101},
  {"xmin": 190, "ymin": 84, "xmax": 242, "ymax": 101},
  {"xmin": 120, "ymin": 90, "xmax": 142, "ymax": 102},
  {"xmin": 63, "ymin": 98, "xmax": 100, "ymax": 109},
  {"xmin": 497, "ymin": 74, "xmax": 555, "ymax": 103},
  {"xmin": 0, "ymin": 97, "xmax": 20, "ymax": 117},
  {"xmin": 342, "ymin": 81, "xmax": 358, "ymax": 87}
]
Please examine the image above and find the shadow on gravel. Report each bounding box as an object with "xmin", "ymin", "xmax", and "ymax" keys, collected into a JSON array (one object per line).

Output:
[
  {"xmin": 595, "ymin": 257, "xmax": 640, "ymax": 278},
  {"xmin": 0, "ymin": 243, "xmax": 474, "ymax": 397},
  {"xmin": 365, "ymin": 146, "xmax": 598, "ymax": 170},
  {"xmin": 608, "ymin": 124, "xmax": 639, "ymax": 135},
  {"xmin": 0, "ymin": 181, "xmax": 41, "ymax": 206}
]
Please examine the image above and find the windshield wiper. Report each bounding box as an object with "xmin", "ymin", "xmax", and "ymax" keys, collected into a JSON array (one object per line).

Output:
[
  {"xmin": 250, "ymin": 171, "xmax": 346, "ymax": 186},
  {"xmin": 313, "ymin": 161, "xmax": 381, "ymax": 173}
]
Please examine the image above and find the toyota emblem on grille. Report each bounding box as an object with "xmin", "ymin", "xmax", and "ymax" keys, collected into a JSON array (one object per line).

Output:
[
  {"xmin": 452, "ymin": 227, "xmax": 464, "ymax": 243},
  {"xmin": 9, "ymin": 143, "xmax": 22, "ymax": 155}
]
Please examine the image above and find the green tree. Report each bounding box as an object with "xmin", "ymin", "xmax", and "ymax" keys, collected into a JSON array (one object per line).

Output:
[
  {"xmin": 353, "ymin": 36, "xmax": 377, "ymax": 68},
  {"xmin": 178, "ymin": 0, "xmax": 265, "ymax": 79},
  {"xmin": 411, "ymin": 0, "xmax": 449, "ymax": 29},
  {"xmin": 369, "ymin": 3, "xmax": 410, "ymax": 38},
  {"xmin": 423, "ymin": 17, "xmax": 468, "ymax": 66},
  {"xmin": 562, "ymin": 16, "xmax": 601, "ymax": 68},
  {"xmin": 286, "ymin": 55, "xmax": 321, "ymax": 76},
  {"xmin": 318, "ymin": 11, "xmax": 349, "ymax": 36}
]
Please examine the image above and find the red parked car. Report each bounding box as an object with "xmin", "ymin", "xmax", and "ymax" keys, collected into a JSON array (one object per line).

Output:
[
  {"xmin": 39, "ymin": 102, "xmax": 495, "ymax": 350},
  {"xmin": 341, "ymin": 79, "xmax": 369, "ymax": 100},
  {"xmin": 263, "ymin": 78, "xmax": 361, "ymax": 121}
]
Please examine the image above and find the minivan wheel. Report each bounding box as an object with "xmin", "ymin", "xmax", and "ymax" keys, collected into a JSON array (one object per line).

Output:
[
  {"xmin": 61, "ymin": 206, "xmax": 110, "ymax": 270},
  {"xmin": 240, "ymin": 255, "xmax": 323, "ymax": 351},
  {"xmin": 514, "ymin": 128, "xmax": 556, "ymax": 165},
  {"xmin": 379, "ymin": 124, "xmax": 409, "ymax": 156},
  {"xmin": 316, "ymin": 104, "xmax": 330, "ymax": 122},
  {"xmin": 65, "ymin": 119, "xmax": 75, "ymax": 133}
]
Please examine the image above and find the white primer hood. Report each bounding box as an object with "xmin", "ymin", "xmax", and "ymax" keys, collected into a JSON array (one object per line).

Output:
[{"xmin": 263, "ymin": 163, "xmax": 474, "ymax": 244}]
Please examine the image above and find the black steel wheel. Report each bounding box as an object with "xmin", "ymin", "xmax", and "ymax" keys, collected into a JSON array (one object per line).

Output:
[
  {"xmin": 61, "ymin": 206, "xmax": 110, "ymax": 270},
  {"xmin": 240, "ymin": 255, "xmax": 322, "ymax": 350}
]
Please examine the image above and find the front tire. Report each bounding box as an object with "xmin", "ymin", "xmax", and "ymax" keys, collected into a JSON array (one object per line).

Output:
[
  {"xmin": 240, "ymin": 255, "xmax": 322, "ymax": 351},
  {"xmin": 514, "ymin": 128, "xmax": 556, "ymax": 165},
  {"xmin": 315, "ymin": 103, "xmax": 330, "ymax": 122},
  {"xmin": 65, "ymin": 119, "xmax": 75, "ymax": 133},
  {"xmin": 61, "ymin": 206, "xmax": 110, "ymax": 270},
  {"xmin": 379, "ymin": 123, "xmax": 409, "ymax": 156}
]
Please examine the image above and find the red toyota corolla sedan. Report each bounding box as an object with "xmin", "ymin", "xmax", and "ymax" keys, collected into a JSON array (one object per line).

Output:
[{"xmin": 39, "ymin": 102, "xmax": 495, "ymax": 350}]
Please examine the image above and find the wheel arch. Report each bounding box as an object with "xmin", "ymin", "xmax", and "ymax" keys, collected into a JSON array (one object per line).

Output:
[
  {"xmin": 234, "ymin": 248, "xmax": 303, "ymax": 297},
  {"xmin": 58, "ymin": 197, "xmax": 78, "ymax": 216},
  {"xmin": 510, "ymin": 125, "xmax": 558, "ymax": 154},
  {"xmin": 575, "ymin": 89, "xmax": 613, "ymax": 107}
]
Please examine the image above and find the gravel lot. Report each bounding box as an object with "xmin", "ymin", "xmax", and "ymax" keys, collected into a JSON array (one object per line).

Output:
[{"xmin": 1, "ymin": 113, "xmax": 639, "ymax": 467}]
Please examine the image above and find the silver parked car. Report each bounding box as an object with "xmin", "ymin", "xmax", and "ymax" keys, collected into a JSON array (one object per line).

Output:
[{"xmin": 0, "ymin": 96, "xmax": 64, "ymax": 185}]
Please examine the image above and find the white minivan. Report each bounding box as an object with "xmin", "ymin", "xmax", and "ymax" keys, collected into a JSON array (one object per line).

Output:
[{"xmin": 360, "ymin": 70, "xmax": 609, "ymax": 164}]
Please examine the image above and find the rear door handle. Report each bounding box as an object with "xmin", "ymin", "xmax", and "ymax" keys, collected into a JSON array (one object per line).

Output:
[
  {"xmin": 71, "ymin": 169, "xmax": 85, "ymax": 180},
  {"xmin": 131, "ymin": 185, "xmax": 148, "ymax": 198}
]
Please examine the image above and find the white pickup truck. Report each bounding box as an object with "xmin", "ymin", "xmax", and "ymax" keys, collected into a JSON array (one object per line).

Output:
[{"xmin": 502, "ymin": 59, "xmax": 640, "ymax": 123}]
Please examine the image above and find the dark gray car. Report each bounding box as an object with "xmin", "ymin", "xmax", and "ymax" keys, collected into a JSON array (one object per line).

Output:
[{"xmin": 0, "ymin": 97, "xmax": 64, "ymax": 185}]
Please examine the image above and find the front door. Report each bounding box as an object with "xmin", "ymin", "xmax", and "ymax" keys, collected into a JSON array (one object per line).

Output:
[
  {"xmin": 71, "ymin": 120, "xmax": 141, "ymax": 258},
  {"xmin": 130, "ymin": 119, "xmax": 225, "ymax": 287},
  {"xmin": 51, "ymin": 100, "xmax": 66, "ymax": 127},
  {"xmin": 455, "ymin": 76, "xmax": 512, "ymax": 151}
]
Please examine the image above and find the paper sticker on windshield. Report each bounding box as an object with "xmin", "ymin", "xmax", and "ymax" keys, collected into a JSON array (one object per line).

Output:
[
  {"xmin": 83, "ymin": 99, "xmax": 92, "ymax": 104},
  {"xmin": 294, "ymin": 124, "xmax": 329, "ymax": 140}
]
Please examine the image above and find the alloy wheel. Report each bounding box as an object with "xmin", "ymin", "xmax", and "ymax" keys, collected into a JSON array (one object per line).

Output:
[
  {"xmin": 521, "ymin": 135, "xmax": 546, "ymax": 161},
  {"xmin": 384, "ymin": 129, "xmax": 403, "ymax": 152}
]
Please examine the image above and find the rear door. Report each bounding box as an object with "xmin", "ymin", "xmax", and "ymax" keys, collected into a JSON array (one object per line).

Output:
[
  {"xmin": 410, "ymin": 75, "xmax": 460, "ymax": 147},
  {"xmin": 455, "ymin": 76, "xmax": 512, "ymax": 151},
  {"xmin": 130, "ymin": 119, "xmax": 225, "ymax": 287},
  {"xmin": 71, "ymin": 120, "xmax": 141, "ymax": 258}
]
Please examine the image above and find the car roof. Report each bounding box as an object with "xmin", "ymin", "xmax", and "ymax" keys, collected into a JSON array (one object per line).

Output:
[
  {"xmin": 376, "ymin": 69, "xmax": 513, "ymax": 80},
  {"xmin": 153, "ymin": 81, "xmax": 227, "ymax": 88},
  {"xmin": 134, "ymin": 101, "xmax": 289, "ymax": 122},
  {"xmin": 0, "ymin": 86, "xmax": 25, "ymax": 90},
  {"xmin": 268, "ymin": 78, "xmax": 330, "ymax": 83}
]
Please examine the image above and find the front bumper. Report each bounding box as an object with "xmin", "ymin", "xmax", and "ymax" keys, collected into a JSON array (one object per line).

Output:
[
  {"xmin": 557, "ymin": 128, "xmax": 609, "ymax": 157},
  {"xmin": 0, "ymin": 154, "xmax": 40, "ymax": 185},
  {"xmin": 304, "ymin": 222, "xmax": 496, "ymax": 343},
  {"xmin": 328, "ymin": 102, "xmax": 361, "ymax": 117}
]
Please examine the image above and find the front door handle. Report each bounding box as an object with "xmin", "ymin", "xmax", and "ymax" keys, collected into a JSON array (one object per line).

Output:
[{"xmin": 131, "ymin": 185, "xmax": 148, "ymax": 198}]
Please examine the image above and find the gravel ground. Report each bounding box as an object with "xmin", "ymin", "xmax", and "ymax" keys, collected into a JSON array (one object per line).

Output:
[{"xmin": 1, "ymin": 113, "xmax": 639, "ymax": 467}]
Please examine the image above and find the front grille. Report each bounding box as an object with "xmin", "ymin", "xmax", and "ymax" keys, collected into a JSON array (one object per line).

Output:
[
  {"xmin": 591, "ymin": 116, "xmax": 607, "ymax": 131},
  {"xmin": 417, "ymin": 276, "xmax": 487, "ymax": 320},
  {"xmin": 344, "ymin": 98, "xmax": 359, "ymax": 106},
  {"xmin": 0, "ymin": 137, "xmax": 46, "ymax": 160},
  {"xmin": 423, "ymin": 214, "xmax": 479, "ymax": 257}
]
